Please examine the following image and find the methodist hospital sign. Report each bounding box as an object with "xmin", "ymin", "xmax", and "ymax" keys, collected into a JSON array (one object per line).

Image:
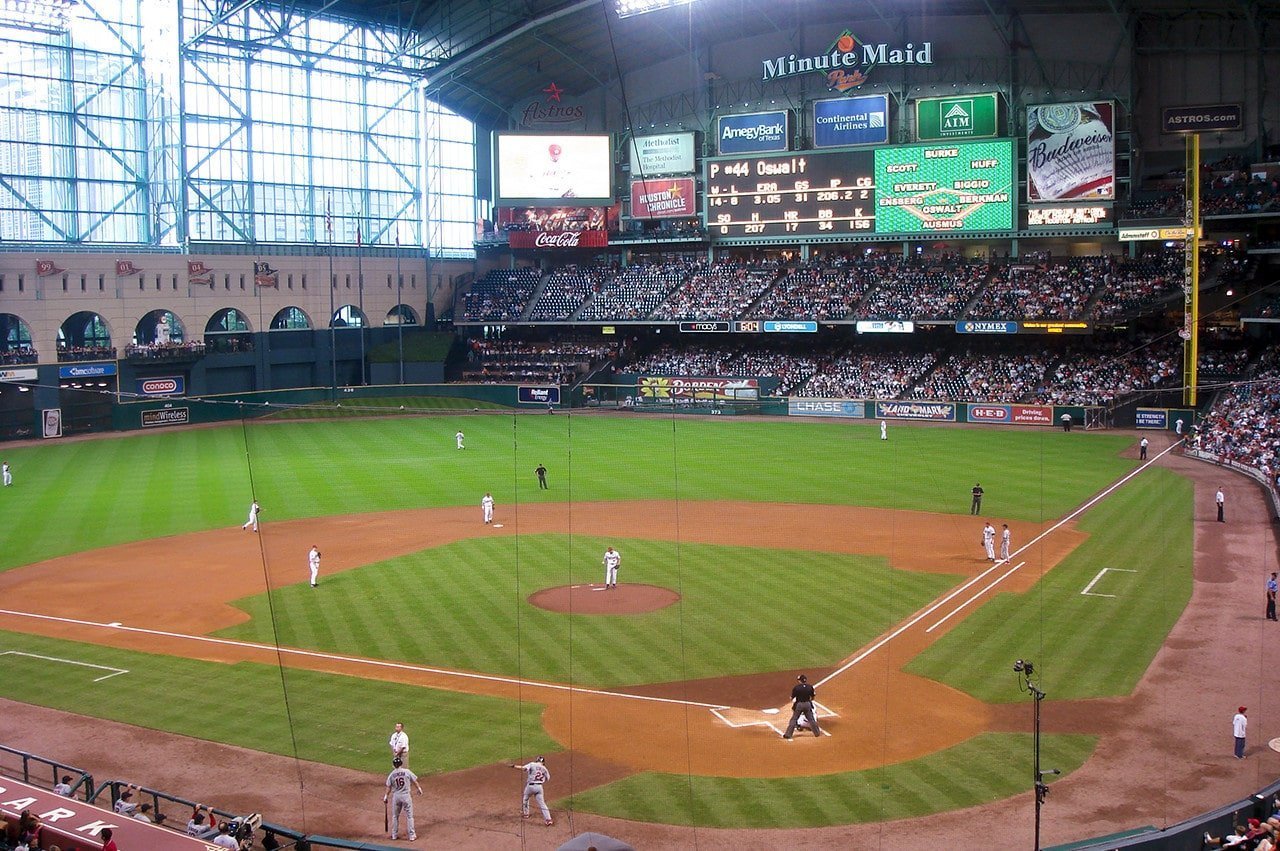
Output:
[{"xmin": 762, "ymin": 29, "xmax": 933, "ymax": 92}]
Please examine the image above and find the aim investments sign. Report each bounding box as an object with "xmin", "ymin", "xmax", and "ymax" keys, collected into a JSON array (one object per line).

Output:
[{"xmin": 762, "ymin": 30, "xmax": 933, "ymax": 93}]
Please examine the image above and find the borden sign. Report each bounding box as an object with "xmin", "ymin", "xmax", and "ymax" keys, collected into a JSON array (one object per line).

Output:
[{"xmin": 631, "ymin": 178, "xmax": 696, "ymax": 218}]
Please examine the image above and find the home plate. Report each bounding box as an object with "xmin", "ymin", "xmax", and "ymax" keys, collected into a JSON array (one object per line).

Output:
[
  {"xmin": 762, "ymin": 708, "xmax": 780, "ymax": 714},
  {"xmin": 493, "ymin": 523, "xmax": 504, "ymax": 528},
  {"xmin": 1269, "ymin": 737, "xmax": 1280, "ymax": 753},
  {"xmin": 592, "ymin": 586, "xmax": 606, "ymax": 592}
]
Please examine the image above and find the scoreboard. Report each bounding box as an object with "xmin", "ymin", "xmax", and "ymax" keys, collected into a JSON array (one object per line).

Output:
[
  {"xmin": 706, "ymin": 150, "xmax": 875, "ymax": 238},
  {"xmin": 705, "ymin": 140, "xmax": 1016, "ymax": 239},
  {"xmin": 873, "ymin": 139, "xmax": 1015, "ymax": 234}
]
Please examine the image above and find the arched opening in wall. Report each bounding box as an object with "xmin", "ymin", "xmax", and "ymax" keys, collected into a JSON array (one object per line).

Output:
[
  {"xmin": 271, "ymin": 306, "xmax": 312, "ymax": 330},
  {"xmin": 331, "ymin": 305, "xmax": 367, "ymax": 328},
  {"xmin": 385, "ymin": 305, "xmax": 419, "ymax": 326},
  {"xmin": 57, "ymin": 311, "xmax": 114, "ymax": 362},
  {"xmin": 134, "ymin": 310, "xmax": 187, "ymax": 345},
  {"xmin": 0, "ymin": 313, "xmax": 36, "ymax": 363},
  {"xmin": 205, "ymin": 308, "xmax": 254, "ymax": 354}
]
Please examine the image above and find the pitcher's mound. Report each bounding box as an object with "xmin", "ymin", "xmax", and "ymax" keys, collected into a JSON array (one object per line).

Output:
[{"xmin": 530, "ymin": 584, "xmax": 680, "ymax": 614}]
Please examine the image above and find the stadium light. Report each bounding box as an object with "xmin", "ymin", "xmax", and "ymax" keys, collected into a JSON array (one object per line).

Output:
[{"xmin": 616, "ymin": 0, "xmax": 698, "ymax": 19}]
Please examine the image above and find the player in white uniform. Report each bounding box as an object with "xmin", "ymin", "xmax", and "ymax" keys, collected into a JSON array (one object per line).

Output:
[
  {"xmin": 512, "ymin": 755, "xmax": 553, "ymax": 825},
  {"xmin": 880, "ymin": 420, "xmax": 887, "ymax": 440},
  {"xmin": 389, "ymin": 722, "xmax": 409, "ymax": 763},
  {"xmin": 602, "ymin": 546, "xmax": 621, "ymax": 589},
  {"xmin": 482, "ymin": 492, "xmax": 495, "ymax": 524},
  {"xmin": 1000, "ymin": 524, "xmax": 1011, "ymax": 561},
  {"xmin": 308, "ymin": 544, "xmax": 321, "ymax": 587},
  {"xmin": 2, "ymin": 461, "xmax": 11, "ymax": 486},
  {"xmin": 383, "ymin": 757, "xmax": 422, "ymax": 841},
  {"xmin": 456, "ymin": 430, "xmax": 465, "ymax": 450},
  {"xmin": 242, "ymin": 500, "xmax": 260, "ymax": 531},
  {"xmin": 982, "ymin": 522, "xmax": 996, "ymax": 562}
]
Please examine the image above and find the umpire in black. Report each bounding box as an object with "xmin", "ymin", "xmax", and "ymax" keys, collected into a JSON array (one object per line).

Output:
[{"xmin": 782, "ymin": 674, "xmax": 821, "ymax": 739}]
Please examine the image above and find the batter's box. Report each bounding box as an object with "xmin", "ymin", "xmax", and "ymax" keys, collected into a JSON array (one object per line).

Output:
[{"xmin": 711, "ymin": 702, "xmax": 836, "ymax": 737}]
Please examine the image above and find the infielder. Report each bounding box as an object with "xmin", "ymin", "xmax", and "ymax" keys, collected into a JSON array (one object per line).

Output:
[
  {"xmin": 383, "ymin": 757, "xmax": 422, "ymax": 841},
  {"xmin": 308, "ymin": 544, "xmax": 321, "ymax": 587},
  {"xmin": 482, "ymin": 492, "xmax": 495, "ymax": 524},
  {"xmin": 512, "ymin": 756, "xmax": 553, "ymax": 825},
  {"xmin": 602, "ymin": 546, "xmax": 621, "ymax": 589},
  {"xmin": 982, "ymin": 522, "xmax": 996, "ymax": 562},
  {"xmin": 1000, "ymin": 524, "xmax": 1011, "ymax": 561},
  {"xmin": 242, "ymin": 499, "xmax": 260, "ymax": 532},
  {"xmin": 2, "ymin": 460, "xmax": 11, "ymax": 486},
  {"xmin": 456, "ymin": 430, "xmax": 465, "ymax": 450},
  {"xmin": 389, "ymin": 722, "xmax": 409, "ymax": 763}
]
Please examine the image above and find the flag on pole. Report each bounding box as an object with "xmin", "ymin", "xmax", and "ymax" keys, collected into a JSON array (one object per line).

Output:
[
  {"xmin": 356, "ymin": 223, "xmax": 362, "ymax": 247},
  {"xmin": 35, "ymin": 259, "xmax": 65, "ymax": 276},
  {"xmin": 324, "ymin": 196, "xmax": 333, "ymax": 241},
  {"xmin": 116, "ymin": 259, "xmax": 142, "ymax": 276},
  {"xmin": 253, "ymin": 261, "xmax": 279, "ymax": 288},
  {"xmin": 188, "ymin": 260, "xmax": 214, "ymax": 286}
]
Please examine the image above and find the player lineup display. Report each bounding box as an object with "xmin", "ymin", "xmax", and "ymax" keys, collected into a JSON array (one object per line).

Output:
[{"xmin": 705, "ymin": 139, "xmax": 1015, "ymax": 238}]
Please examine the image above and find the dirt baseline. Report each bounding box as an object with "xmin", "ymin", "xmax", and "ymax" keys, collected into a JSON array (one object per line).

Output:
[{"xmin": 529, "ymin": 583, "xmax": 680, "ymax": 614}]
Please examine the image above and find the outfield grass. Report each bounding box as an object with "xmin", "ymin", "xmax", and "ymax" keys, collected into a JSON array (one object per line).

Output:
[
  {"xmin": 564, "ymin": 732, "xmax": 1097, "ymax": 827},
  {"xmin": 0, "ymin": 630, "xmax": 558, "ymax": 774},
  {"xmin": 261, "ymin": 396, "xmax": 509, "ymax": 419},
  {"xmin": 217, "ymin": 535, "xmax": 960, "ymax": 687},
  {"xmin": 0, "ymin": 414, "xmax": 1134, "ymax": 573},
  {"xmin": 905, "ymin": 467, "xmax": 1193, "ymax": 701}
]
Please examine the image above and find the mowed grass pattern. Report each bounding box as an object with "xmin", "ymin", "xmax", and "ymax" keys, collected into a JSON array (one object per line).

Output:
[
  {"xmin": 564, "ymin": 732, "xmax": 1097, "ymax": 827},
  {"xmin": 218, "ymin": 535, "xmax": 960, "ymax": 687},
  {"xmin": 0, "ymin": 630, "xmax": 557, "ymax": 774},
  {"xmin": 906, "ymin": 467, "xmax": 1194, "ymax": 702}
]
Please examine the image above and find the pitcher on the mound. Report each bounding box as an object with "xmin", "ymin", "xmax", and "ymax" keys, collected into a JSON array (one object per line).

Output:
[
  {"xmin": 383, "ymin": 757, "xmax": 422, "ymax": 841},
  {"xmin": 512, "ymin": 756, "xmax": 553, "ymax": 825},
  {"xmin": 602, "ymin": 546, "xmax": 621, "ymax": 589}
]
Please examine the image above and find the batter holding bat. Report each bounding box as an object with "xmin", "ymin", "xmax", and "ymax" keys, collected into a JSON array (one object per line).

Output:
[{"xmin": 383, "ymin": 756, "xmax": 422, "ymax": 841}]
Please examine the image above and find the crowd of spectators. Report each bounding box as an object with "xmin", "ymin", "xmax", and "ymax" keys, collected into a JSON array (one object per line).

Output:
[
  {"xmin": 56, "ymin": 345, "xmax": 116, "ymax": 362},
  {"xmin": 461, "ymin": 268, "xmax": 541, "ymax": 322},
  {"xmin": 1091, "ymin": 252, "xmax": 1184, "ymax": 319},
  {"xmin": 578, "ymin": 263, "xmax": 692, "ymax": 321},
  {"xmin": 970, "ymin": 257, "xmax": 1105, "ymax": 319},
  {"xmin": 1194, "ymin": 346, "xmax": 1280, "ymax": 486},
  {"xmin": 650, "ymin": 262, "xmax": 780, "ymax": 320},
  {"xmin": 796, "ymin": 348, "xmax": 938, "ymax": 400},
  {"xmin": 627, "ymin": 344, "xmax": 817, "ymax": 393},
  {"xmin": 910, "ymin": 349, "xmax": 1055, "ymax": 403},
  {"xmin": 0, "ymin": 346, "xmax": 37, "ymax": 364},
  {"xmin": 1029, "ymin": 335, "xmax": 1182, "ymax": 405},
  {"xmin": 462, "ymin": 339, "xmax": 616, "ymax": 385},
  {"xmin": 124, "ymin": 341, "xmax": 207, "ymax": 359},
  {"xmin": 526, "ymin": 266, "xmax": 610, "ymax": 321},
  {"xmin": 856, "ymin": 255, "xmax": 991, "ymax": 320},
  {"xmin": 1124, "ymin": 155, "xmax": 1280, "ymax": 219},
  {"xmin": 746, "ymin": 263, "xmax": 873, "ymax": 320}
]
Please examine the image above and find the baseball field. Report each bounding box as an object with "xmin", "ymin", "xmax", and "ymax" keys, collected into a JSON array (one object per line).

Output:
[{"xmin": 0, "ymin": 405, "xmax": 1193, "ymax": 837}]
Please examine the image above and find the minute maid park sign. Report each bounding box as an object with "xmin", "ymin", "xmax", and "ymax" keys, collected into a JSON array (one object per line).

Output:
[{"xmin": 762, "ymin": 29, "xmax": 933, "ymax": 93}]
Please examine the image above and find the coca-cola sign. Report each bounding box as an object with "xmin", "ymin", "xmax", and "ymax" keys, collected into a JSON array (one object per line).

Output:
[
  {"xmin": 509, "ymin": 230, "xmax": 608, "ymax": 250},
  {"xmin": 537, "ymin": 231, "xmax": 581, "ymax": 248}
]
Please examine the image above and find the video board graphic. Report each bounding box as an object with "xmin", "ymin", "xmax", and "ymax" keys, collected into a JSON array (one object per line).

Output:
[{"xmin": 873, "ymin": 139, "xmax": 1015, "ymax": 234}]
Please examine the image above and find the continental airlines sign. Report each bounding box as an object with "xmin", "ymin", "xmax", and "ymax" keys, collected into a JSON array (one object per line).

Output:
[{"xmin": 762, "ymin": 30, "xmax": 933, "ymax": 92}]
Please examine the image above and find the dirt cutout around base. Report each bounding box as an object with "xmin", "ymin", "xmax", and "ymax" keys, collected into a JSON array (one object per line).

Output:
[{"xmin": 529, "ymin": 583, "xmax": 679, "ymax": 614}]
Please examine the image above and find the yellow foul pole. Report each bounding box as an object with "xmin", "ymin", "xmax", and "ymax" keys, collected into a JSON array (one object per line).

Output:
[{"xmin": 1183, "ymin": 134, "xmax": 1200, "ymax": 408}]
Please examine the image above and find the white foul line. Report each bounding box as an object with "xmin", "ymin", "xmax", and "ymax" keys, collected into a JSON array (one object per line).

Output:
[
  {"xmin": 0, "ymin": 650, "xmax": 129, "ymax": 682},
  {"xmin": 925, "ymin": 562, "xmax": 1025, "ymax": 633},
  {"xmin": 815, "ymin": 441, "xmax": 1181, "ymax": 689},
  {"xmin": 1080, "ymin": 567, "xmax": 1137, "ymax": 598},
  {"xmin": 0, "ymin": 609, "xmax": 729, "ymax": 711}
]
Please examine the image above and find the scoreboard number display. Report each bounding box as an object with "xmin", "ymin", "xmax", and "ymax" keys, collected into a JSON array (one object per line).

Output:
[{"xmin": 706, "ymin": 150, "xmax": 875, "ymax": 238}]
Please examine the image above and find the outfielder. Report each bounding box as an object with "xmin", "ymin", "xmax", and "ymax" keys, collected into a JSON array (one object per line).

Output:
[
  {"xmin": 602, "ymin": 546, "xmax": 621, "ymax": 589},
  {"xmin": 383, "ymin": 757, "xmax": 422, "ymax": 841},
  {"xmin": 482, "ymin": 492, "xmax": 495, "ymax": 524},
  {"xmin": 242, "ymin": 499, "xmax": 260, "ymax": 532},
  {"xmin": 308, "ymin": 544, "xmax": 321, "ymax": 587},
  {"xmin": 512, "ymin": 756, "xmax": 553, "ymax": 825},
  {"xmin": 1000, "ymin": 524, "xmax": 1011, "ymax": 561},
  {"xmin": 982, "ymin": 522, "xmax": 996, "ymax": 562},
  {"xmin": 456, "ymin": 430, "xmax": 465, "ymax": 450},
  {"xmin": 2, "ymin": 460, "xmax": 11, "ymax": 486}
]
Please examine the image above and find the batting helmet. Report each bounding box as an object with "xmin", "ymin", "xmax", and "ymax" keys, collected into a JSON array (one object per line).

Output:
[
  {"xmin": 536, "ymin": 755, "xmax": 546, "ymax": 763},
  {"xmin": 392, "ymin": 757, "xmax": 403, "ymax": 767}
]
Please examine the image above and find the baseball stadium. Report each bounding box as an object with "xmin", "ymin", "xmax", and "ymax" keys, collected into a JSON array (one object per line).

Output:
[{"xmin": 1, "ymin": 1, "xmax": 1280, "ymax": 850}]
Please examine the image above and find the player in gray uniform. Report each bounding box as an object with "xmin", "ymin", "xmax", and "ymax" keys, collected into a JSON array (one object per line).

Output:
[
  {"xmin": 512, "ymin": 755, "xmax": 553, "ymax": 825},
  {"xmin": 383, "ymin": 756, "xmax": 422, "ymax": 841}
]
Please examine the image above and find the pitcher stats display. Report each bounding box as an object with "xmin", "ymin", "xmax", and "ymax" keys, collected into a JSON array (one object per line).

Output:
[{"xmin": 706, "ymin": 150, "xmax": 875, "ymax": 238}]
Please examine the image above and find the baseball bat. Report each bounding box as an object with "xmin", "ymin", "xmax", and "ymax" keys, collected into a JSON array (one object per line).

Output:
[{"xmin": 384, "ymin": 797, "xmax": 389, "ymax": 833}]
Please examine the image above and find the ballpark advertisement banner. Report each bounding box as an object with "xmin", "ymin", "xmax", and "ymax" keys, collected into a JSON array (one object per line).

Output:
[
  {"xmin": 639, "ymin": 376, "xmax": 759, "ymax": 400},
  {"xmin": 876, "ymin": 401, "xmax": 956, "ymax": 421},
  {"xmin": 1136, "ymin": 408, "xmax": 1170, "ymax": 429},
  {"xmin": 507, "ymin": 230, "xmax": 608, "ymax": 249},
  {"xmin": 631, "ymin": 178, "xmax": 697, "ymax": 218},
  {"xmin": 0, "ymin": 367, "xmax": 37, "ymax": 382},
  {"xmin": 628, "ymin": 132, "xmax": 696, "ymax": 176},
  {"xmin": 789, "ymin": 399, "xmax": 866, "ymax": 418},
  {"xmin": 1010, "ymin": 405, "xmax": 1053, "ymax": 425},
  {"xmin": 135, "ymin": 376, "xmax": 185, "ymax": 397},
  {"xmin": 716, "ymin": 110, "xmax": 790, "ymax": 155},
  {"xmin": 968, "ymin": 404, "xmax": 1013, "ymax": 423},
  {"xmin": 42, "ymin": 408, "xmax": 62, "ymax": 439},
  {"xmin": 518, "ymin": 386, "xmax": 561, "ymax": 405},
  {"xmin": 812, "ymin": 95, "xmax": 889, "ymax": 148},
  {"xmin": 1026, "ymin": 101, "xmax": 1115, "ymax": 202},
  {"xmin": 142, "ymin": 407, "xmax": 190, "ymax": 428},
  {"xmin": 59, "ymin": 363, "xmax": 117, "ymax": 378},
  {"xmin": 968, "ymin": 404, "xmax": 1053, "ymax": 425},
  {"xmin": 956, "ymin": 320, "xmax": 1018, "ymax": 334},
  {"xmin": 1162, "ymin": 103, "xmax": 1242, "ymax": 134},
  {"xmin": 915, "ymin": 93, "xmax": 1000, "ymax": 141}
]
